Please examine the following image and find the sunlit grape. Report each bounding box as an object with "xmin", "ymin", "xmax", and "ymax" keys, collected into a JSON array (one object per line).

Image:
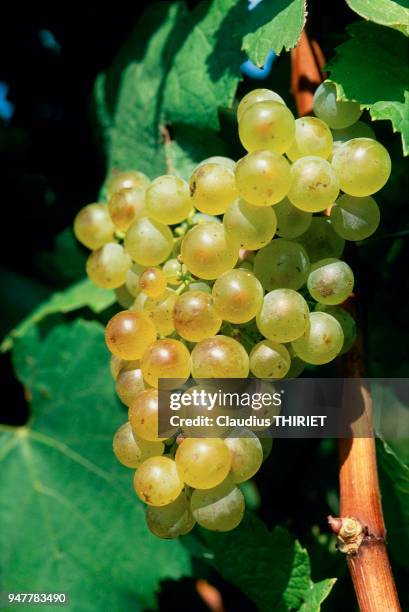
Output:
[
  {"xmin": 86, "ymin": 243, "xmax": 131, "ymax": 289},
  {"xmin": 176, "ymin": 438, "xmax": 231, "ymax": 489},
  {"xmin": 73, "ymin": 203, "xmax": 115, "ymax": 250},
  {"xmin": 286, "ymin": 117, "xmax": 333, "ymax": 161},
  {"xmin": 139, "ymin": 267, "xmax": 167, "ymax": 298},
  {"xmin": 315, "ymin": 304, "xmax": 356, "ymax": 355},
  {"xmin": 141, "ymin": 339, "xmax": 191, "ymax": 388},
  {"xmin": 191, "ymin": 336, "xmax": 249, "ymax": 378},
  {"xmin": 292, "ymin": 311, "xmax": 344, "ymax": 364},
  {"xmin": 307, "ymin": 258, "xmax": 354, "ymax": 305},
  {"xmin": 249, "ymin": 340, "xmax": 291, "ymax": 379},
  {"xmin": 108, "ymin": 187, "xmax": 147, "ymax": 232},
  {"xmin": 190, "ymin": 478, "xmax": 245, "ymax": 531},
  {"xmin": 134, "ymin": 456, "xmax": 184, "ymax": 506},
  {"xmin": 128, "ymin": 389, "xmax": 167, "ymax": 442},
  {"xmin": 224, "ymin": 429, "xmax": 263, "ymax": 483},
  {"xmin": 288, "ymin": 156, "xmax": 339, "ymax": 212},
  {"xmin": 189, "ymin": 163, "xmax": 238, "ymax": 215},
  {"xmin": 106, "ymin": 170, "xmax": 150, "ymax": 199},
  {"xmin": 256, "ymin": 289, "xmax": 309, "ymax": 343},
  {"xmin": 146, "ymin": 175, "xmax": 193, "ymax": 224},
  {"xmin": 173, "ymin": 291, "xmax": 222, "ymax": 342},
  {"xmin": 124, "ymin": 217, "xmax": 174, "ymax": 266},
  {"xmin": 237, "ymin": 88, "xmax": 285, "ymax": 122},
  {"xmin": 113, "ymin": 422, "xmax": 164, "ymax": 468},
  {"xmin": 105, "ymin": 310, "xmax": 157, "ymax": 360},
  {"xmin": 212, "ymin": 269, "xmax": 264, "ymax": 323},
  {"xmin": 146, "ymin": 492, "xmax": 196, "ymax": 538},
  {"xmin": 143, "ymin": 288, "xmax": 178, "ymax": 336},
  {"xmin": 162, "ymin": 258, "xmax": 187, "ymax": 286},
  {"xmin": 181, "ymin": 222, "xmax": 238, "ymax": 280},
  {"xmin": 116, "ymin": 367, "xmax": 145, "ymax": 406},
  {"xmin": 238, "ymin": 101, "xmax": 295, "ymax": 154},
  {"xmin": 235, "ymin": 151, "xmax": 292, "ymax": 206},
  {"xmin": 223, "ymin": 199, "xmax": 277, "ymax": 250}
]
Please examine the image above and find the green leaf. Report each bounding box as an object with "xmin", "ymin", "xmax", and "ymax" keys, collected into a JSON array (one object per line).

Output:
[
  {"xmin": 299, "ymin": 578, "xmax": 337, "ymax": 611},
  {"xmin": 377, "ymin": 438, "xmax": 409, "ymax": 571},
  {"xmin": 326, "ymin": 21, "xmax": 409, "ymax": 155},
  {"xmin": 242, "ymin": 0, "xmax": 306, "ymax": 66},
  {"xmin": 1, "ymin": 279, "xmax": 115, "ymax": 352},
  {"xmin": 345, "ymin": 0, "xmax": 409, "ymax": 36},
  {"xmin": 0, "ymin": 321, "xmax": 191, "ymax": 610},
  {"xmin": 200, "ymin": 513, "xmax": 336, "ymax": 611}
]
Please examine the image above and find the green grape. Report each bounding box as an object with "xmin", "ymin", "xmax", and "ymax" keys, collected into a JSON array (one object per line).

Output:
[
  {"xmin": 236, "ymin": 259, "xmax": 254, "ymax": 273},
  {"xmin": 292, "ymin": 311, "xmax": 344, "ymax": 364},
  {"xmin": 212, "ymin": 269, "xmax": 264, "ymax": 324},
  {"xmin": 296, "ymin": 217, "xmax": 345, "ymax": 263},
  {"xmin": 146, "ymin": 492, "xmax": 196, "ymax": 539},
  {"xmin": 139, "ymin": 267, "xmax": 168, "ymax": 298},
  {"xmin": 259, "ymin": 436, "xmax": 273, "ymax": 461},
  {"xmin": 116, "ymin": 367, "xmax": 145, "ymax": 406},
  {"xmin": 235, "ymin": 151, "xmax": 292, "ymax": 206},
  {"xmin": 192, "ymin": 212, "xmax": 222, "ymax": 225},
  {"xmin": 331, "ymin": 194, "xmax": 380, "ymax": 241},
  {"xmin": 141, "ymin": 339, "xmax": 191, "ymax": 388},
  {"xmin": 286, "ymin": 117, "xmax": 333, "ymax": 161},
  {"xmin": 188, "ymin": 281, "xmax": 211, "ymax": 293},
  {"xmin": 134, "ymin": 456, "xmax": 184, "ymax": 506},
  {"xmin": 143, "ymin": 288, "xmax": 178, "ymax": 336},
  {"xmin": 237, "ymin": 88, "xmax": 285, "ymax": 122},
  {"xmin": 175, "ymin": 438, "xmax": 231, "ymax": 489},
  {"xmin": 162, "ymin": 258, "xmax": 187, "ymax": 286},
  {"xmin": 190, "ymin": 479, "xmax": 245, "ymax": 531},
  {"xmin": 331, "ymin": 121, "xmax": 376, "ymax": 155},
  {"xmin": 189, "ymin": 163, "xmax": 238, "ymax": 215},
  {"xmin": 128, "ymin": 389, "xmax": 167, "ymax": 442},
  {"xmin": 288, "ymin": 156, "xmax": 340, "ymax": 213},
  {"xmin": 115, "ymin": 284, "xmax": 135, "ymax": 309},
  {"xmin": 146, "ymin": 175, "xmax": 193, "ymax": 224},
  {"xmin": 257, "ymin": 289, "xmax": 309, "ymax": 343},
  {"xmin": 224, "ymin": 429, "xmax": 263, "ymax": 483},
  {"xmin": 108, "ymin": 187, "xmax": 147, "ymax": 232},
  {"xmin": 223, "ymin": 199, "xmax": 277, "ymax": 250},
  {"xmin": 195, "ymin": 156, "xmax": 236, "ymax": 172},
  {"xmin": 238, "ymin": 101, "xmax": 295, "ymax": 154},
  {"xmin": 105, "ymin": 310, "xmax": 157, "ymax": 360},
  {"xmin": 86, "ymin": 243, "xmax": 132, "ymax": 289},
  {"xmin": 191, "ymin": 336, "xmax": 249, "ymax": 378},
  {"xmin": 274, "ymin": 198, "xmax": 312, "ymax": 239},
  {"xmin": 125, "ymin": 262, "xmax": 146, "ymax": 296},
  {"xmin": 106, "ymin": 169, "xmax": 150, "ymax": 199},
  {"xmin": 113, "ymin": 422, "xmax": 164, "ymax": 468},
  {"xmin": 254, "ymin": 239, "xmax": 310, "ymax": 291},
  {"xmin": 284, "ymin": 345, "xmax": 306, "ymax": 378},
  {"xmin": 124, "ymin": 217, "xmax": 174, "ymax": 266},
  {"xmin": 332, "ymin": 138, "xmax": 391, "ymax": 197},
  {"xmin": 249, "ymin": 340, "xmax": 291, "ymax": 379},
  {"xmin": 315, "ymin": 304, "xmax": 356, "ymax": 355},
  {"xmin": 109, "ymin": 355, "xmax": 140, "ymax": 380},
  {"xmin": 307, "ymin": 258, "xmax": 354, "ymax": 305},
  {"xmin": 181, "ymin": 222, "xmax": 238, "ymax": 280},
  {"xmin": 73, "ymin": 203, "xmax": 115, "ymax": 250},
  {"xmin": 313, "ymin": 82, "xmax": 362, "ymax": 129},
  {"xmin": 173, "ymin": 291, "xmax": 222, "ymax": 342}
]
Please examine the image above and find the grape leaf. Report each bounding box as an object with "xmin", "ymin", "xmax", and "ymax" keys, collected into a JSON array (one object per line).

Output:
[
  {"xmin": 299, "ymin": 578, "xmax": 337, "ymax": 611},
  {"xmin": 326, "ymin": 21, "xmax": 409, "ymax": 155},
  {"xmin": 0, "ymin": 321, "xmax": 191, "ymax": 610},
  {"xmin": 1, "ymin": 278, "xmax": 115, "ymax": 352},
  {"xmin": 242, "ymin": 0, "xmax": 306, "ymax": 66},
  {"xmin": 345, "ymin": 0, "xmax": 409, "ymax": 37},
  {"xmin": 199, "ymin": 513, "xmax": 336, "ymax": 611}
]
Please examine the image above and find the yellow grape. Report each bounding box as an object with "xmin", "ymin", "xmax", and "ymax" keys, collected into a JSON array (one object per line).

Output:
[
  {"xmin": 237, "ymin": 88, "xmax": 285, "ymax": 122},
  {"xmin": 173, "ymin": 291, "xmax": 222, "ymax": 342},
  {"xmin": 292, "ymin": 311, "xmax": 344, "ymax": 364},
  {"xmin": 162, "ymin": 258, "xmax": 187, "ymax": 286},
  {"xmin": 223, "ymin": 199, "xmax": 277, "ymax": 250},
  {"xmin": 249, "ymin": 340, "xmax": 291, "ymax": 379},
  {"xmin": 139, "ymin": 267, "xmax": 167, "ymax": 297},
  {"xmin": 288, "ymin": 156, "xmax": 340, "ymax": 212},
  {"xmin": 108, "ymin": 187, "xmax": 147, "ymax": 232},
  {"xmin": 286, "ymin": 117, "xmax": 333, "ymax": 161},
  {"xmin": 307, "ymin": 258, "xmax": 354, "ymax": 305},
  {"xmin": 132, "ymin": 291, "xmax": 149, "ymax": 313},
  {"xmin": 125, "ymin": 262, "xmax": 146, "ymax": 296},
  {"xmin": 176, "ymin": 438, "xmax": 231, "ymax": 489},
  {"xmin": 146, "ymin": 492, "xmax": 196, "ymax": 539},
  {"xmin": 133, "ymin": 456, "xmax": 184, "ymax": 506},
  {"xmin": 254, "ymin": 238, "xmax": 310, "ymax": 291},
  {"xmin": 105, "ymin": 310, "xmax": 157, "ymax": 360},
  {"xmin": 189, "ymin": 163, "xmax": 238, "ymax": 215},
  {"xmin": 116, "ymin": 367, "xmax": 145, "ymax": 406},
  {"xmin": 181, "ymin": 222, "xmax": 238, "ymax": 280},
  {"xmin": 190, "ymin": 478, "xmax": 245, "ymax": 531},
  {"xmin": 128, "ymin": 389, "xmax": 167, "ymax": 442},
  {"xmin": 106, "ymin": 169, "xmax": 150, "ymax": 199},
  {"xmin": 73, "ymin": 203, "xmax": 115, "ymax": 250},
  {"xmin": 256, "ymin": 289, "xmax": 310, "ymax": 343},
  {"xmin": 141, "ymin": 339, "xmax": 191, "ymax": 388},
  {"xmin": 224, "ymin": 430, "xmax": 263, "ymax": 483},
  {"xmin": 195, "ymin": 156, "xmax": 236, "ymax": 172},
  {"xmin": 143, "ymin": 288, "xmax": 178, "ymax": 336},
  {"xmin": 235, "ymin": 151, "xmax": 292, "ymax": 206},
  {"xmin": 191, "ymin": 335, "xmax": 249, "ymax": 378},
  {"xmin": 238, "ymin": 101, "xmax": 295, "ymax": 154},
  {"xmin": 86, "ymin": 242, "xmax": 131, "ymax": 289},
  {"xmin": 146, "ymin": 175, "xmax": 193, "ymax": 224},
  {"xmin": 212, "ymin": 269, "xmax": 264, "ymax": 323},
  {"xmin": 113, "ymin": 422, "xmax": 164, "ymax": 468},
  {"xmin": 124, "ymin": 217, "xmax": 173, "ymax": 266},
  {"xmin": 109, "ymin": 355, "xmax": 140, "ymax": 380}
]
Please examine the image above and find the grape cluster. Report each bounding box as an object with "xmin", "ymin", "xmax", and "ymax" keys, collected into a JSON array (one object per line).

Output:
[{"xmin": 73, "ymin": 83, "xmax": 391, "ymax": 538}]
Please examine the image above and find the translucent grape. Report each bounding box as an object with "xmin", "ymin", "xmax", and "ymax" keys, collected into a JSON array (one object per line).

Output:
[
  {"xmin": 254, "ymin": 239, "xmax": 310, "ymax": 291},
  {"xmin": 288, "ymin": 156, "xmax": 340, "ymax": 212},
  {"xmin": 292, "ymin": 311, "xmax": 344, "ymax": 364},
  {"xmin": 134, "ymin": 456, "xmax": 184, "ymax": 506},
  {"xmin": 274, "ymin": 198, "xmax": 312, "ymax": 239},
  {"xmin": 116, "ymin": 367, "xmax": 145, "ymax": 406},
  {"xmin": 86, "ymin": 243, "xmax": 131, "ymax": 289},
  {"xmin": 212, "ymin": 269, "xmax": 264, "ymax": 323},
  {"xmin": 332, "ymin": 121, "xmax": 376, "ymax": 147},
  {"xmin": 109, "ymin": 355, "xmax": 140, "ymax": 380},
  {"xmin": 235, "ymin": 151, "xmax": 292, "ymax": 206},
  {"xmin": 125, "ymin": 262, "xmax": 146, "ymax": 296},
  {"xmin": 139, "ymin": 267, "xmax": 167, "ymax": 297},
  {"xmin": 189, "ymin": 163, "xmax": 238, "ymax": 215},
  {"xmin": 238, "ymin": 101, "xmax": 295, "ymax": 154},
  {"xmin": 145, "ymin": 492, "xmax": 196, "ymax": 539},
  {"xmin": 108, "ymin": 187, "xmax": 147, "ymax": 232},
  {"xmin": 105, "ymin": 310, "xmax": 157, "ymax": 360},
  {"xmin": 190, "ymin": 479, "xmax": 245, "ymax": 531},
  {"xmin": 106, "ymin": 170, "xmax": 150, "ymax": 199},
  {"xmin": 224, "ymin": 429, "xmax": 263, "ymax": 483},
  {"xmin": 143, "ymin": 288, "xmax": 178, "ymax": 336},
  {"xmin": 191, "ymin": 336, "xmax": 249, "ymax": 378},
  {"xmin": 115, "ymin": 285, "xmax": 135, "ymax": 309},
  {"xmin": 249, "ymin": 340, "xmax": 291, "ymax": 379},
  {"xmin": 173, "ymin": 291, "xmax": 222, "ymax": 342},
  {"xmin": 113, "ymin": 422, "xmax": 164, "ymax": 468},
  {"xmin": 162, "ymin": 258, "xmax": 187, "ymax": 286},
  {"xmin": 128, "ymin": 389, "xmax": 167, "ymax": 442},
  {"xmin": 132, "ymin": 291, "xmax": 148, "ymax": 313},
  {"xmin": 188, "ymin": 281, "xmax": 211, "ymax": 293},
  {"xmin": 175, "ymin": 438, "xmax": 231, "ymax": 489},
  {"xmin": 181, "ymin": 222, "xmax": 238, "ymax": 280},
  {"xmin": 296, "ymin": 217, "xmax": 345, "ymax": 263},
  {"xmin": 257, "ymin": 289, "xmax": 309, "ymax": 343},
  {"xmin": 330, "ymin": 194, "xmax": 380, "ymax": 241},
  {"xmin": 237, "ymin": 88, "xmax": 285, "ymax": 122},
  {"xmin": 223, "ymin": 199, "xmax": 277, "ymax": 249},
  {"xmin": 307, "ymin": 258, "xmax": 354, "ymax": 305},
  {"xmin": 124, "ymin": 217, "xmax": 174, "ymax": 266},
  {"xmin": 195, "ymin": 156, "xmax": 236, "ymax": 172},
  {"xmin": 313, "ymin": 82, "xmax": 362, "ymax": 129},
  {"xmin": 315, "ymin": 304, "xmax": 356, "ymax": 355},
  {"xmin": 73, "ymin": 203, "xmax": 115, "ymax": 250},
  {"xmin": 286, "ymin": 117, "xmax": 333, "ymax": 161},
  {"xmin": 146, "ymin": 175, "xmax": 192, "ymax": 224},
  {"xmin": 332, "ymin": 138, "xmax": 391, "ymax": 197},
  {"xmin": 141, "ymin": 339, "xmax": 191, "ymax": 388}
]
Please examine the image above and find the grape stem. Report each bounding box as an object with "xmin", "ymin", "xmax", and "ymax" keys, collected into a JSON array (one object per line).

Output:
[{"xmin": 292, "ymin": 31, "xmax": 401, "ymax": 610}]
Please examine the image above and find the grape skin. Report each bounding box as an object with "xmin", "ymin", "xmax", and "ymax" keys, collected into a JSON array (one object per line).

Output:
[
  {"xmin": 190, "ymin": 479, "xmax": 245, "ymax": 531},
  {"xmin": 128, "ymin": 389, "xmax": 167, "ymax": 442},
  {"xmin": 125, "ymin": 262, "xmax": 146, "ymax": 297},
  {"xmin": 181, "ymin": 222, "xmax": 238, "ymax": 280},
  {"xmin": 288, "ymin": 156, "xmax": 340, "ymax": 213},
  {"xmin": 257, "ymin": 289, "xmax": 310, "ymax": 343},
  {"xmin": 249, "ymin": 340, "xmax": 291, "ymax": 379},
  {"xmin": 175, "ymin": 438, "xmax": 231, "ymax": 489},
  {"xmin": 173, "ymin": 290, "xmax": 222, "ymax": 342},
  {"xmin": 307, "ymin": 258, "xmax": 354, "ymax": 305},
  {"xmin": 286, "ymin": 116, "xmax": 333, "ymax": 161},
  {"xmin": 254, "ymin": 239, "xmax": 310, "ymax": 292},
  {"xmin": 189, "ymin": 163, "xmax": 238, "ymax": 215},
  {"xmin": 105, "ymin": 311, "xmax": 157, "ymax": 360},
  {"xmin": 314, "ymin": 304, "xmax": 356, "ymax": 355},
  {"xmin": 110, "ymin": 355, "xmax": 140, "ymax": 380},
  {"xmin": 116, "ymin": 367, "xmax": 145, "ymax": 406},
  {"xmin": 139, "ymin": 267, "xmax": 167, "ymax": 298},
  {"xmin": 224, "ymin": 430, "xmax": 263, "ymax": 483},
  {"xmin": 146, "ymin": 175, "xmax": 193, "ymax": 225},
  {"xmin": 74, "ymin": 203, "xmax": 115, "ymax": 250},
  {"xmin": 195, "ymin": 156, "xmax": 236, "ymax": 172},
  {"xmin": 113, "ymin": 422, "xmax": 164, "ymax": 468},
  {"xmin": 237, "ymin": 88, "xmax": 285, "ymax": 121},
  {"xmin": 141, "ymin": 339, "xmax": 191, "ymax": 388},
  {"xmin": 106, "ymin": 170, "xmax": 150, "ymax": 199},
  {"xmin": 134, "ymin": 456, "xmax": 184, "ymax": 506},
  {"xmin": 235, "ymin": 151, "xmax": 292, "ymax": 206},
  {"xmin": 223, "ymin": 199, "xmax": 277, "ymax": 250},
  {"xmin": 212, "ymin": 269, "xmax": 264, "ymax": 324},
  {"xmin": 274, "ymin": 198, "xmax": 312, "ymax": 239},
  {"xmin": 239, "ymin": 101, "xmax": 295, "ymax": 154},
  {"xmin": 330, "ymin": 194, "xmax": 380, "ymax": 241},
  {"xmin": 296, "ymin": 217, "xmax": 345, "ymax": 263},
  {"xmin": 124, "ymin": 217, "xmax": 174, "ymax": 266},
  {"xmin": 191, "ymin": 335, "xmax": 249, "ymax": 378},
  {"xmin": 143, "ymin": 289, "xmax": 178, "ymax": 336},
  {"xmin": 313, "ymin": 82, "xmax": 362, "ymax": 129},
  {"xmin": 292, "ymin": 311, "xmax": 344, "ymax": 365},
  {"xmin": 162, "ymin": 259, "xmax": 186, "ymax": 286},
  {"xmin": 108, "ymin": 187, "xmax": 147, "ymax": 232},
  {"xmin": 145, "ymin": 492, "xmax": 196, "ymax": 539},
  {"xmin": 86, "ymin": 243, "xmax": 132, "ymax": 289}
]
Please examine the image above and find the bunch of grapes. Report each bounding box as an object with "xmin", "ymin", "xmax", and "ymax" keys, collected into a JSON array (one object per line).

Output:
[{"xmin": 73, "ymin": 82, "xmax": 391, "ymax": 538}]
